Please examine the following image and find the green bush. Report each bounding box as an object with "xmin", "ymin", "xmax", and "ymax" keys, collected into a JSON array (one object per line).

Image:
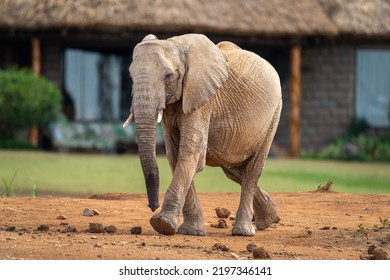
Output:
[
  {"xmin": 302, "ymin": 118, "xmax": 390, "ymax": 162},
  {"xmin": 303, "ymin": 134, "xmax": 390, "ymax": 162},
  {"xmin": 0, "ymin": 67, "xmax": 62, "ymax": 138}
]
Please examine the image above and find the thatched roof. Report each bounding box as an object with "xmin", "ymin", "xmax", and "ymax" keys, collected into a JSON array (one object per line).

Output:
[
  {"xmin": 0, "ymin": 0, "xmax": 336, "ymax": 36},
  {"xmin": 318, "ymin": 0, "xmax": 390, "ymax": 37}
]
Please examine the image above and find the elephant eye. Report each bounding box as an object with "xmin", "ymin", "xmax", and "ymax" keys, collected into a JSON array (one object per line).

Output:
[{"xmin": 164, "ymin": 72, "xmax": 174, "ymax": 83}]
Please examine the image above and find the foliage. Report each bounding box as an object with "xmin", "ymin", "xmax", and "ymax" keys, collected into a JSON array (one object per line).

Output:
[
  {"xmin": 32, "ymin": 184, "xmax": 38, "ymax": 197},
  {"xmin": 1, "ymin": 170, "xmax": 17, "ymax": 197},
  {"xmin": 0, "ymin": 134, "xmax": 36, "ymax": 150},
  {"xmin": 302, "ymin": 119, "xmax": 390, "ymax": 162},
  {"xmin": 0, "ymin": 67, "xmax": 62, "ymax": 137},
  {"xmin": 379, "ymin": 217, "xmax": 390, "ymax": 230},
  {"xmin": 313, "ymin": 134, "xmax": 390, "ymax": 161},
  {"xmin": 357, "ymin": 224, "xmax": 369, "ymax": 240}
]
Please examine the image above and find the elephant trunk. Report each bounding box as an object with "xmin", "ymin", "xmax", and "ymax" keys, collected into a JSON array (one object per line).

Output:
[
  {"xmin": 132, "ymin": 77, "xmax": 162, "ymax": 212},
  {"xmin": 135, "ymin": 118, "xmax": 160, "ymax": 212}
]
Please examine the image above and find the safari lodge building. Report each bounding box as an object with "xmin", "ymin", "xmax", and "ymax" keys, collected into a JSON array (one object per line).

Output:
[{"xmin": 0, "ymin": 0, "xmax": 389, "ymax": 156}]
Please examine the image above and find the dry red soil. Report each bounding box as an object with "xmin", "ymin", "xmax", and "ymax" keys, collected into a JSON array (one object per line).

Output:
[{"xmin": 1, "ymin": 191, "xmax": 390, "ymax": 260}]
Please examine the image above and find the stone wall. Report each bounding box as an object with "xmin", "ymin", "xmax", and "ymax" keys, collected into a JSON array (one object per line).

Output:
[
  {"xmin": 42, "ymin": 43, "xmax": 62, "ymax": 88},
  {"xmin": 301, "ymin": 45, "xmax": 355, "ymax": 152},
  {"xmin": 274, "ymin": 44, "xmax": 356, "ymax": 154}
]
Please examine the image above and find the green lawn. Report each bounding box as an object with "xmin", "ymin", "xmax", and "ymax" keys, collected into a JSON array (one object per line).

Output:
[{"xmin": 0, "ymin": 150, "xmax": 389, "ymax": 196}]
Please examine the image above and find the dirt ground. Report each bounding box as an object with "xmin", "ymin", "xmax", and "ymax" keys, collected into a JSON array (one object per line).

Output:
[{"xmin": 1, "ymin": 191, "xmax": 390, "ymax": 260}]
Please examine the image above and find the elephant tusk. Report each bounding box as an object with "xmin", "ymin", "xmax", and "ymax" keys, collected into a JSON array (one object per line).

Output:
[
  {"xmin": 157, "ymin": 110, "xmax": 163, "ymax": 123},
  {"xmin": 123, "ymin": 112, "xmax": 133, "ymax": 128}
]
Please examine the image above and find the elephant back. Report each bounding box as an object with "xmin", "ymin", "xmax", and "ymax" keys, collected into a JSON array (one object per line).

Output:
[{"xmin": 217, "ymin": 42, "xmax": 282, "ymax": 111}]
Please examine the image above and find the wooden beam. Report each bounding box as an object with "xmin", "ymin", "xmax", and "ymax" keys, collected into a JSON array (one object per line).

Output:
[
  {"xmin": 32, "ymin": 38, "xmax": 41, "ymax": 76},
  {"xmin": 289, "ymin": 44, "xmax": 301, "ymax": 158},
  {"xmin": 29, "ymin": 37, "xmax": 41, "ymax": 147}
]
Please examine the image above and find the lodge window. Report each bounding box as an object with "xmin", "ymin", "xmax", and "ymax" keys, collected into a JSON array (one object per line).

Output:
[
  {"xmin": 356, "ymin": 49, "xmax": 390, "ymax": 127},
  {"xmin": 63, "ymin": 48, "xmax": 132, "ymax": 122}
]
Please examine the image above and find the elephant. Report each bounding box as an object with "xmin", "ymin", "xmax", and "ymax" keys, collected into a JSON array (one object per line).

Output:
[{"xmin": 123, "ymin": 33, "xmax": 282, "ymax": 236}]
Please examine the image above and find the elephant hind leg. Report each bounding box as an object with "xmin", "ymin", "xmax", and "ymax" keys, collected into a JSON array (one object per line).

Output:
[
  {"xmin": 222, "ymin": 166, "xmax": 279, "ymax": 231},
  {"xmin": 253, "ymin": 187, "xmax": 280, "ymax": 230}
]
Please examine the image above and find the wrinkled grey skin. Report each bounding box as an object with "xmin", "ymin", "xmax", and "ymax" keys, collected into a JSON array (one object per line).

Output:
[{"xmin": 124, "ymin": 34, "xmax": 282, "ymax": 236}]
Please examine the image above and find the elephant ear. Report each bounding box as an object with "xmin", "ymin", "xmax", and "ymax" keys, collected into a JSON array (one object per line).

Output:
[
  {"xmin": 169, "ymin": 34, "xmax": 228, "ymax": 114},
  {"xmin": 142, "ymin": 34, "xmax": 158, "ymax": 41}
]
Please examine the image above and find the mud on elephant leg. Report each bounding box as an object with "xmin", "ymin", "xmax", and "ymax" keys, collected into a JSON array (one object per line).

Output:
[
  {"xmin": 177, "ymin": 181, "xmax": 206, "ymax": 236},
  {"xmin": 253, "ymin": 187, "xmax": 280, "ymax": 230}
]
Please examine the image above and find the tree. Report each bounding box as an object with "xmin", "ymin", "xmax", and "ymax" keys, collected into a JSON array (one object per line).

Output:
[{"xmin": 0, "ymin": 67, "xmax": 62, "ymax": 138}]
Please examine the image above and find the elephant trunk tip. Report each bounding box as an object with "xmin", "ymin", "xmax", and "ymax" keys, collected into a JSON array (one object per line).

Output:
[
  {"xmin": 145, "ymin": 173, "xmax": 160, "ymax": 212},
  {"xmin": 148, "ymin": 203, "xmax": 160, "ymax": 212}
]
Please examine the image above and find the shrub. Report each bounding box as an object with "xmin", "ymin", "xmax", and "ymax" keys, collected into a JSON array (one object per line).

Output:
[
  {"xmin": 302, "ymin": 117, "xmax": 390, "ymax": 162},
  {"xmin": 302, "ymin": 134, "xmax": 390, "ymax": 162},
  {"xmin": 0, "ymin": 67, "xmax": 62, "ymax": 137}
]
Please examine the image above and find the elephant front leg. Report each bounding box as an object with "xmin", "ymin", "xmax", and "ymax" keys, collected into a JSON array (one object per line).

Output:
[
  {"xmin": 177, "ymin": 181, "xmax": 206, "ymax": 236},
  {"xmin": 149, "ymin": 179, "xmax": 185, "ymax": 235},
  {"xmin": 150, "ymin": 112, "xmax": 209, "ymax": 235},
  {"xmin": 149, "ymin": 155, "xmax": 202, "ymax": 235}
]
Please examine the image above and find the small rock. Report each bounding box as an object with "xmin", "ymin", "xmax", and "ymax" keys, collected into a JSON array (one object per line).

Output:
[
  {"xmin": 131, "ymin": 226, "xmax": 142, "ymax": 235},
  {"xmin": 372, "ymin": 248, "xmax": 389, "ymax": 260},
  {"xmin": 56, "ymin": 215, "xmax": 67, "ymax": 220},
  {"xmin": 6, "ymin": 237, "xmax": 16, "ymax": 241},
  {"xmin": 83, "ymin": 208, "xmax": 94, "ymax": 217},
  {"xmin": 252, "ymin": 247, "xmax": 271, "ymax": 259},
  {"xmin": 359, "ymin": 254, "xmax": 372, "ymax": 260},
  {"xmin": 368, "ymin": 245, "xmax": 377, "ymax": 255},
  {"xmin": 215, "ymin": 207, "xmax": 231, "ymax": 219},
  {"xmin": 231, "ymin": 252, "xmax": 240, "ymax": 259},
  {"xmin": 319, "ymin": 226, "xmax": 330, "ymax": 230},
  {"xmin": 246, "ymin": 243, "xmax": 258, "ymax": 253},
  {"xmin": 91, "ymin": 236, "xmax": 98, "ymax": 239},
  {"xmin": 307, "ymin": 229, "xmax": 313, "ymax": 235},
  {"xmin": 88, "ymin": 223, "xmax": 104, "ymax": 233},
  {"xmin": 94, "ymin": 243, "xmax": 103, "ymax": 248},
  {"xmin": 212, "ymin": 243, "xmax": 230, "ymax": 252},
  {"xmin": 5, "ymin": 226, "xmax": 16, "ymax": 232},
  {"xmin": 141, "ymin": 242, "xmax": 146, "ymax": 246},
  {"xmin": 92, "ymin": 209, "xmax": 101, "ymax": 215},
  {"xmin": 61, "ymin": 226, "xmax": 77, "ymax": 233},
  {"xmin": 217, "ymin": 219, "xmax": 228, "ymax": 228},
  {"xmin": 59, "ymin": 222, "xmax": 69, "ymax": 226},
  {"xmin": 37, "ymin": 224, "xmax": 49, "ymax": 231},
  {"xmin": 211, "ymin": 219, "xmax": 228, "ymax": 228},
  {"xmin": 104, "ymin": 225, "xmax": 117, "ymax": 233}
]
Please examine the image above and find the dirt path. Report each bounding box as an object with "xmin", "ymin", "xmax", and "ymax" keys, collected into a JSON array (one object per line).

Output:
[{"xmin": 1, "ymin": 192, "xmax": 389, "ymax": 260}]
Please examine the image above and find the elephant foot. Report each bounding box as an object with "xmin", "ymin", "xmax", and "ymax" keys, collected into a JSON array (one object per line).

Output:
[
  {"xmin": 255, "ymin": 213, "xmax": 280, "ymax": 230},
  {"xmin": 177, "ymin": 222, "xmax": 206, "ymax": 236},
  {"xmin": 232, "ymin": 223, "xmax": 255, "ymax": 236},
  {"xmin": 254, "ymin": 188, "xmax": 280, "ymax": 230},
  {"xmin": 150, "ymin": 213, "xmax": 177, "ymax": 235}
]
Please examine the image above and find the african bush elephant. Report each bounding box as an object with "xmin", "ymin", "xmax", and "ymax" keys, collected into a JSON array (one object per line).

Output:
[{"xmin": 123, "ymin": 34, "xmax": 282, "ymax": 236}]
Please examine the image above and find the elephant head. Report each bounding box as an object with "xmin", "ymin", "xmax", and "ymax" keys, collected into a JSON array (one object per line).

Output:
[{"xmin": 123, "ymin": 34, "xmax": 228, "ymax": 212}]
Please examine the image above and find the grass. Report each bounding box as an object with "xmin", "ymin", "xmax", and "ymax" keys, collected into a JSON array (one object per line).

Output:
[
  {"xmin": 0, "ymin": 150, "xmax": 389, "ymax": 196},
  {"xmin": 1, "ymin": 170, "xmax": 17, "ymax": 197}
]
